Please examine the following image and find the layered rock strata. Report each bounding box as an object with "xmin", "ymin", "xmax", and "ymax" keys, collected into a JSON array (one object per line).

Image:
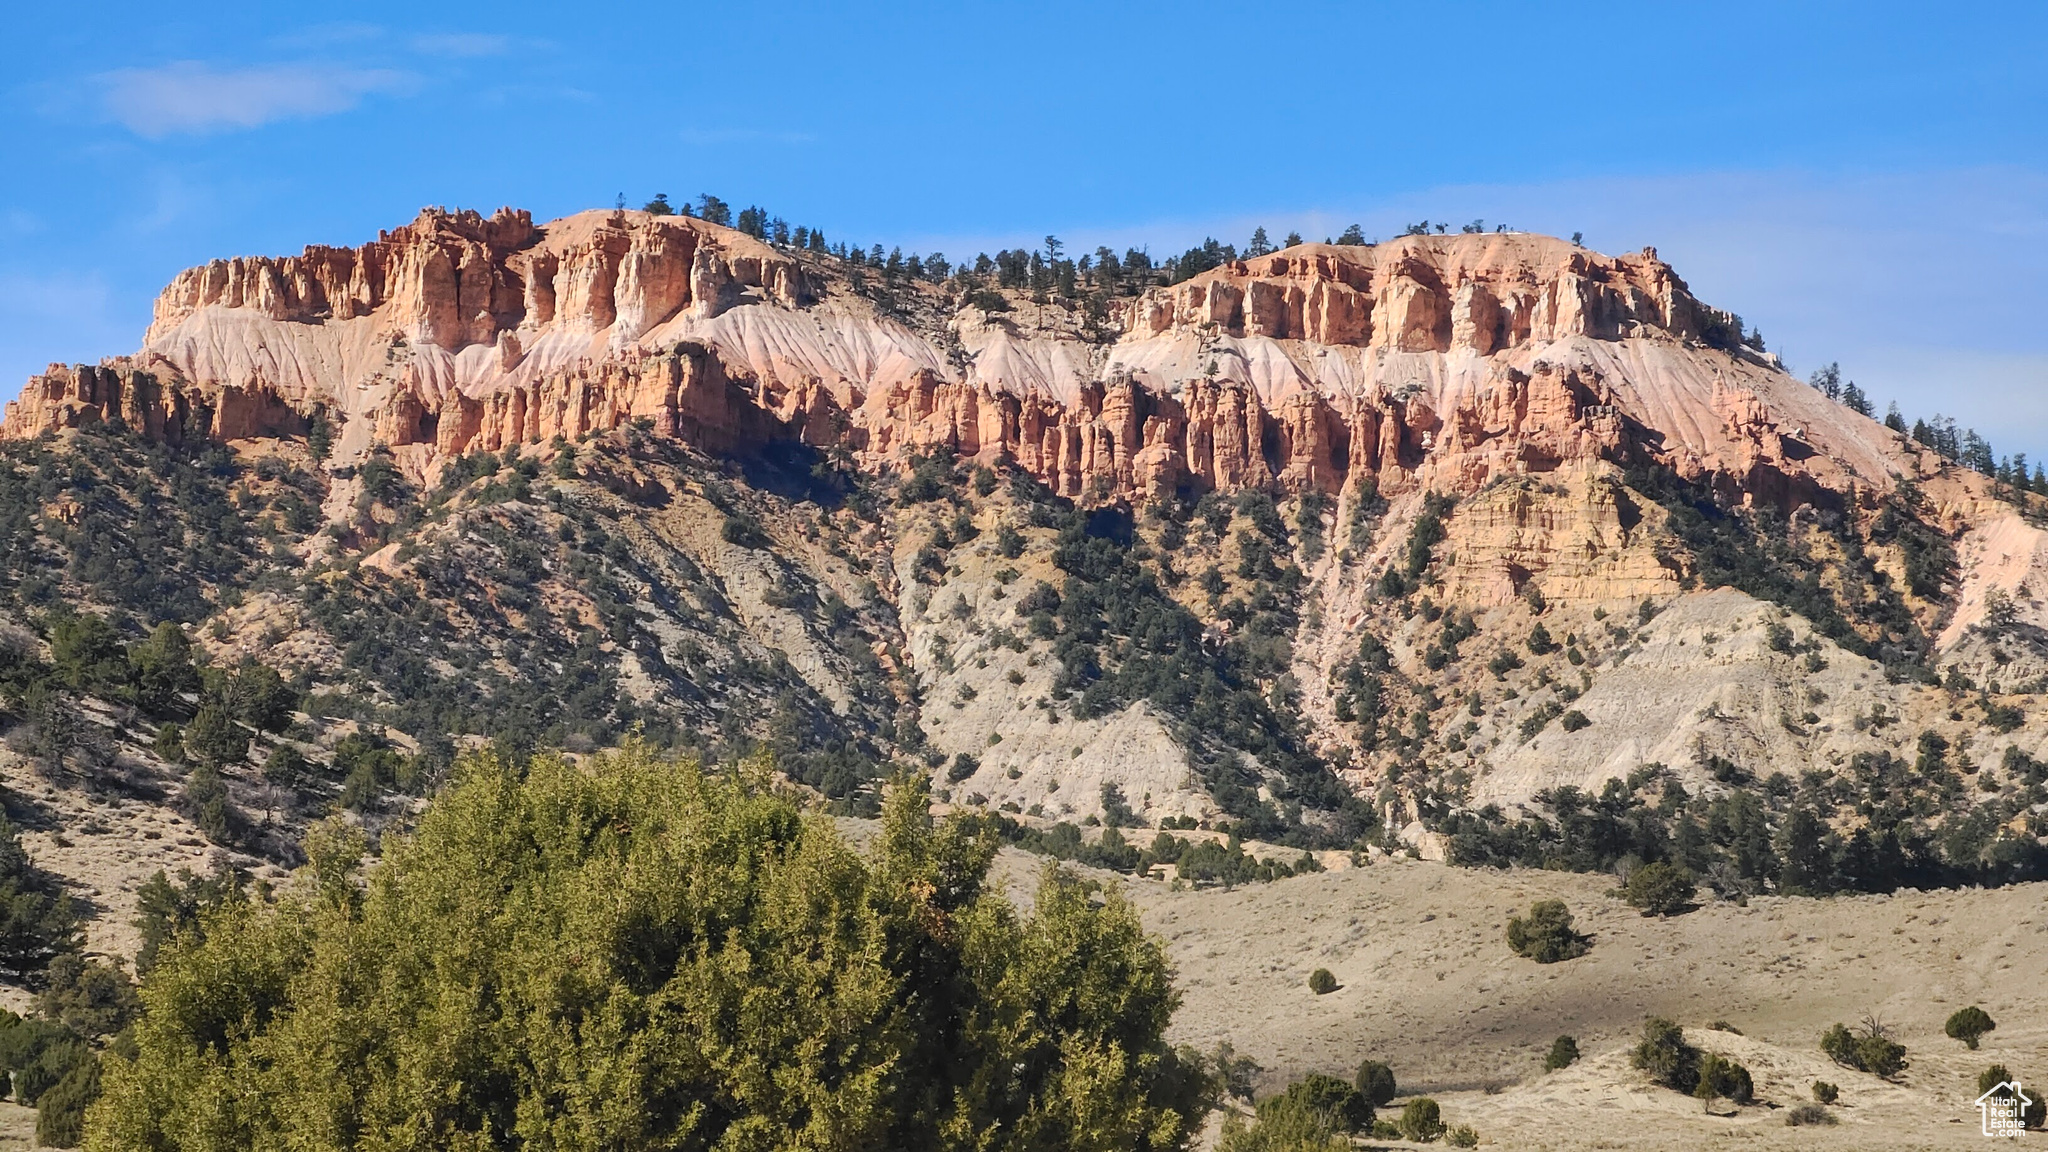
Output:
[{"xmin": 4, "ymin": 206, "xmax": 1970, "ymax": 585}]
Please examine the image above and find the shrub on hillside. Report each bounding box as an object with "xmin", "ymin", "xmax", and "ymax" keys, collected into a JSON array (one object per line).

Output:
[
  {"xmin": 1308, "ymin": 968, "xmax": 1338, "ymax": 995},
  {"xmin": 1354, "ymin": 1058, "xmax": 1397, "ymax": 1104},
  {"xmin": 1268, "ymin": 1073, "xmax": 1371, "ymax": 1133},
  {"xmin": 1217, "ymin": 1100, "xmax": 1346, "ymax": 1152},
  {"xmin": 91, "ymin": 749, "xmax": 1215, "ymax": 1150},
  {"xmin": 1544, "ymin": 1035, "xmax": 1580, "ymax": 1071},
  {"xmin": 1630, "ymin": 1017, "xmax": 1700, "ymax": 1093},
  {"xmin": 35, "ymin": 955, "xmax": 136, "ymax": 1039},
  {"xmin": 0, "ymin": 1011, "xmax": 90, "ymax": 1106},
  {"xmin": 1694, "ymin": 1051, "xmax": 1754, "ymax": 1107},
  {"xmin": 1506, "ymin": 899, "xmax": 1590, "ymax": 962},
  {"xmin": 1979, "ymin": 1065, "xmax": 2047, "ymax": 1129},
  {"xmin": 1821, "ymin": 1020, "xmax": 1909, "ymax": 1078},
  {"xmin": 1945, "ymin": 1005, "xmax": 1996, "ymax": 1049},
  {"xmin": 1398, "ymin": 1097, "xmax": 1446, "ymax": 1143},
  {"xmin": 1811, "ymin": 1080, "xmax": 1839, "ymax": 1104},
  {"xmin": 1624, "ymin": 860, "xmax": 1697, "ymax": 916},
  {"xmin": 1785, "ymin": 1103, "xmax": 1837, "ymax": 1126},
  {"xmin": 1211, "ymin": 1041, "xmax": 1260, "ymax": 1102}
]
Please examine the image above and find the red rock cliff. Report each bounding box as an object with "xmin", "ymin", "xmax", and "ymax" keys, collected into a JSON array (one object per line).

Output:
[{"xmin": 2, "ymin": 207, "xmax": 1931, "ymax": 525}]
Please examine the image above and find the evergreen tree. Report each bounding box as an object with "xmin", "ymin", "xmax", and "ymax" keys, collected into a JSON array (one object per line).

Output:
[
  {"xmin": 1839, "ymin": 380, "xmax": 1871, "ymax": 417},
  {"xmin": 126, "ymin": 623, "xmax": 198, "ymax": 718},
  {"xmin": 641, "ymin": 193, "xmax": 673, "ymax": 216},
  {"xmin": 1336, "ymin": 224, "xmax": 1367, "ymax": 246},
  {"xmin": 0, "ymin": 816, "xmax": 80, "ymax": 980},
  {"xmin": 1961, "ymin": 430, "xmax": 1996, "ymax": 475},
  {"xmin": 181, "ymin": 702, "xmax": 246, "ymax": 770},
  {"xmin": 90, "ymin": 749, "xmax": 1212, "ymax": 1150},
  {"xmin": 1944, "ymin": 1006, "xmax": 1995, "ymax": 1049},
  {"xmin": 1808, "ymin": 362, "xmax": 1841, "ymax": 400},
  {"xmin": 1623, "ymin": 861, "xmax": 1697, "ymax": 914},
  {"xmin": 694, "ymin": 194, "xmax": 732, "ymax": 226},
  {"xmin": 1246, "ymin": 227, "xmax": 1272, "ymax": 257}
]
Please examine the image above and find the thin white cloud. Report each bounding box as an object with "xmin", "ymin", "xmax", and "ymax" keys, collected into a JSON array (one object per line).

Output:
[
  {"xmin": 98, "ymin": 61, "xmax": 415, "ymax": 137},
  {"xmin": 409, "ymin": 33, "xmax": 512, "ymax": 58}
]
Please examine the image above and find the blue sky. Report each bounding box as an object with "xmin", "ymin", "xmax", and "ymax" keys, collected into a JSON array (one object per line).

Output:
[{"xmin": 5, "ymin": 1, "xmax": 2046, "ymax": 456}]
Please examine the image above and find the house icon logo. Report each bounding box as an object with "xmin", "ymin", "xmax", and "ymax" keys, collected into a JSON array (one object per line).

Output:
[{"xmin": 1976, "ymin": 1080, "xmax": 2033, "ymax": 1138}]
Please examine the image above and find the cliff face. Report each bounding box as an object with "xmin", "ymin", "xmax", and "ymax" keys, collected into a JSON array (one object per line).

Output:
[{"xmin": 1, "ymin": 207, "xmax": 1982, "ymax": 603}]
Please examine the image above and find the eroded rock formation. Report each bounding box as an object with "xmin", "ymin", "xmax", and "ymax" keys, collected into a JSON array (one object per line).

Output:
[{"xmin": 4, "ymin": 205, "xmax": 1971, "ymax": 592}]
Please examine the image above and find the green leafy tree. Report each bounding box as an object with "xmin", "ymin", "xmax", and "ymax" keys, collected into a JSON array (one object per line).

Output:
[
  {"xmin": 1210, "ymin": 1042, "xmax": 1260, "ymax": 1102},
  {"xmin": 1944, "ymin": 1005, "xmax": 1995, "ymax": 1049},
  {"xmin": 1624, "ymin": 861, "xmax": 1697, "ymax": 916},
  {"xmin": 89, "ymin": 748, "xmax": 1213, "ymax": 1151},
  {"xmin": 1506, "ymin": 899, "xmax": 1590, "ymax": 962}
]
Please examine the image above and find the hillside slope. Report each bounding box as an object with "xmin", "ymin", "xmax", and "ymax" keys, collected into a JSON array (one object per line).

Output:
[{"xmin": 1, "ymin": 206, "xmax": 2043, "ymax": 869}]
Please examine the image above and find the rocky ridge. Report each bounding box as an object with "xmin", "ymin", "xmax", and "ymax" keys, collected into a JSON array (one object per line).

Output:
[{"xmin": 9, "ymin": 208, "xmax": 1946, "ymax": 528}]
